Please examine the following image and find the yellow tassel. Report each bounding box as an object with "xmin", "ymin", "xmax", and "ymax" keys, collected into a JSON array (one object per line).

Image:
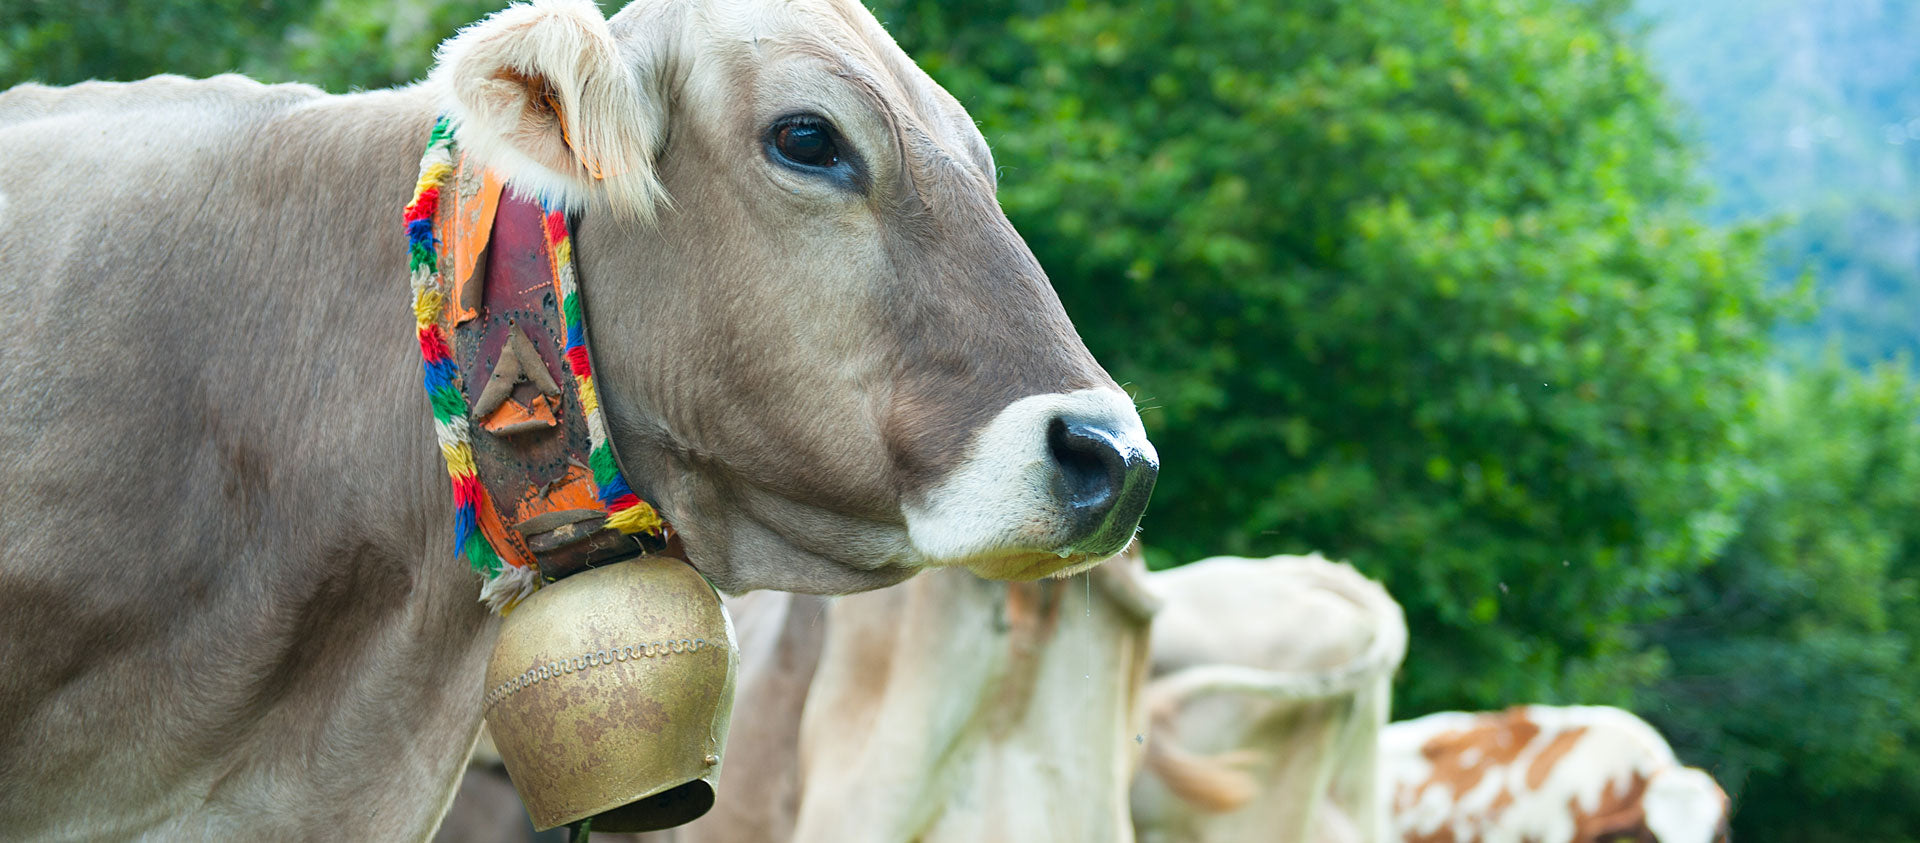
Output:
[
  {"xmin": 606, "ymin": 502, "xmax": 664, "ymax": 534},
  {"xmin": 414, "ymin": 289, "xmax": 442, "ymax": 329},
  {"xmin": 415, "ymin": 162, "xmax": 454, "ymax": 197},
  {"xmin": 552, "ymin": 237, "xmax": 572, "ymax": 269},
  {"xmin": 577, "ymin": 375, "xmax": 599, "ymax": 416},
  {"xmin": 441, "ymin": 443, "xmax": 476, "ymax": 478}
]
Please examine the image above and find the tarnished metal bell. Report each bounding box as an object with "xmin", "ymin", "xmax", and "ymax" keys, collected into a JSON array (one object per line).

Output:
[{"xmin": 483, "ymin": 556, "xmax": 738, "ymax": 832}]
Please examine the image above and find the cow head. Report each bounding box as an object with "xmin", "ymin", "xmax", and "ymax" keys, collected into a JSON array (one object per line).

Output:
[
  {"xmin": 1642, "ymin": 767, "xmax": 1733, "ymax": 843},
  {"xmin": 429, "ymin": 0, "xmax": 1155, "ymax": 594}
]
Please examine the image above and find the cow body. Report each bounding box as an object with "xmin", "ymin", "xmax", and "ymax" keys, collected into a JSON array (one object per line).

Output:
[
  {"xmin": 1131, "ymin": 554, "xmax": 1408, "ymax": 843},
  {"xmin": 0, "ymin": 0, "xmax": 1156, "ymax": 836},
  {"xmin": 0, "ymin": 77, "xmax": 493, "ymax": 841},
  {"xmin": 783, "ymin": 562, "xmax": 1156, "ymax": 843},
  {"xmin": 1382, "ymin": 706, "xmax": 1731, "ymax": 843}
]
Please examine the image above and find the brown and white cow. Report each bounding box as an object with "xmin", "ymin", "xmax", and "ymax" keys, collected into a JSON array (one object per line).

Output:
[
  {"xmin": 0, "ymin": 0, "xmax": 1155, "ymax": 836},
  {"xmin": 1131, "ymin": 554, "xmax": 1409, "ymax": 843},
  {"xmin": 1382, "ymin": 705, "xmax": 1732, "ymax": 843}
]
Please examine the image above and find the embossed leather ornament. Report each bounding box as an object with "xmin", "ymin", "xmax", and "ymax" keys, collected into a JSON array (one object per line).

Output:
[{"xmin": 405, "ymin": 117, "xmax": 669, "ymax": 611}]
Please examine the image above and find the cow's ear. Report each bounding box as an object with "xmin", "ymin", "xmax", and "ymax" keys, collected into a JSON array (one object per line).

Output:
[{"xmin": 431, "ymin": 0, "xmax": 668, "ymax": 219}]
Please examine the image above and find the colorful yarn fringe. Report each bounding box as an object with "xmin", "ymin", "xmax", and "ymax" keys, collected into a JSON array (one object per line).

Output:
[
  {"xmin": 407, "ymin": 116, "xmax": 665, "ymax": 612},
  {"xmin": 406, "ymin": 117, "xmax": 528, "ymax": 611},
  {"xmin": 540, "ymin": 207, "xmax": 665, "ymax": 536}
]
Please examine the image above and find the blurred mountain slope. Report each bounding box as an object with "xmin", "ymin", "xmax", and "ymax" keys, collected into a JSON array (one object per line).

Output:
[{"xmin": 1633, "ymin": 0, "xmax": 1920, "ymax": 364}]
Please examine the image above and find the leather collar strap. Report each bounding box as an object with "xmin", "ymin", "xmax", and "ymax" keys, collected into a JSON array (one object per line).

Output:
[{"xmin": 405, "ymin": 117, "xmax": 667, "ymax": 612}]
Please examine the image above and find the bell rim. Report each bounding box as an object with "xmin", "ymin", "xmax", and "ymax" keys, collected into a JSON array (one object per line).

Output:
[{"xmin": 527, "ymin": 767, "xmax": 722, "ymax": 832}]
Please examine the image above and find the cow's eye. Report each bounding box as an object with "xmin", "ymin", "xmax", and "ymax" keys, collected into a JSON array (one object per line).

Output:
[{"xmin": 773, "ymin": 120, "xmax": 839, "ymax": 169}]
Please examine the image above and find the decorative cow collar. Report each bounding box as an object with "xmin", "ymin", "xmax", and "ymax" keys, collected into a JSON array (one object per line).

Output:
[{"xmin": 405, "ymin": 117, "xmax": 667, "ymax": 613}]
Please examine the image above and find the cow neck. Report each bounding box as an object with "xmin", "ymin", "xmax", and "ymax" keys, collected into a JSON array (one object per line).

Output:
[{"xmin": 404, "ymin": 116, "xmax": 669, "ymax": 614}]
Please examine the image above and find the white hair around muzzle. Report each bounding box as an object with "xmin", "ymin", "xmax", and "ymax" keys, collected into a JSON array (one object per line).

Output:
[{"xmin": 903, "ymin": 387, "xmax": 1153, "ymax": 579}]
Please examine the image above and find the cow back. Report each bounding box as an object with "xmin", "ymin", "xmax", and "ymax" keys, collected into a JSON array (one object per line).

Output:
[
  {"xmin": 1381, "ymin": 705, "xmax": 1732, "ymax": 843},
  {"xmin": 1132, "ymin": 554, "xmax": 1407, "ymax": 843}
]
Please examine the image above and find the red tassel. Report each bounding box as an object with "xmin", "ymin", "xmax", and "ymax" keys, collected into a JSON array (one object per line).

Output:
[
  {"xmin": 565, "ymin": 345, "xmax": 591, "ymax": 377},
  {"xmin": 419, "ymin": 326, "xmax": 454, "ymax": 362},
  {"xmin": 453, "ymin": 475, "xmax": 484, "ymax": 508},
  {"xmin": 405, "ymin": 187, "xmax": 440, "ymax": 223}
]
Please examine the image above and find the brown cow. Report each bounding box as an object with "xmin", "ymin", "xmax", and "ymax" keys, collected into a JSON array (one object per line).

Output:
[
  {"xmin": 0, "ymin": 0, "xmax": 1155, "ymax": 836},
  {"xmin": 1381, "ymin": 706, "xmax": 1732, "ymax": 843}
]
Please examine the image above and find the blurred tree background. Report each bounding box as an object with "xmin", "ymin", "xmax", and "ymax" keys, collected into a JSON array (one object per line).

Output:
[{"xmin": 5, "ymin": 0, "xmax": 1917, "ymax": 839}]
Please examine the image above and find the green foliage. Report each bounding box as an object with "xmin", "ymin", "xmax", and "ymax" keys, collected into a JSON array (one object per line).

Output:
[
  {"xmin": 1644, "ymin": 358, "xmax": 1920, "ymax": 841},
  {"xmin": 873, "ymin": 0, "xmax": 1779, "ymax": 712},
  {"xmin": 0, "ymin": 0, "xmax": 503, "ymax": 91},
  {"xmin": 273, "ymin": 0, "xmax": 505, "ymax": 91},
  {"xmin": 0, "ymin": 0, "xmax": 315, "ymax": 87}
]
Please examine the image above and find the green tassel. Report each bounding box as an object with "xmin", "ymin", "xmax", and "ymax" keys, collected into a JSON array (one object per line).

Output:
[
  {"xmin": 465, "ymin": 535, "xmax": 502, "ymax": 577},
  {"xmin": 588, "ymin": 443, "xmax": 620, "ymax": 489},
  {"xmin": 428, "ymin": 384, "xmax": 469, "ymax": 423}
]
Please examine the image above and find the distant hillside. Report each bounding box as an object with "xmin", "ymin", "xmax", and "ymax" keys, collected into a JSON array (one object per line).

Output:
[{"xmin": 1632, "ymin": 0, "xmax": 1920, "ymax": 365}]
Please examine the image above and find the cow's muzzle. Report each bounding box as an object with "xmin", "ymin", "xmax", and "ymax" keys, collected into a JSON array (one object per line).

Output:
[
  {"xmin": 903, "ymin": 387, "xmax": 1159, "ymax": 579},
  {"xmin": 1048, "ymin": 417, "xmax": 1158, "ymax": 556}
]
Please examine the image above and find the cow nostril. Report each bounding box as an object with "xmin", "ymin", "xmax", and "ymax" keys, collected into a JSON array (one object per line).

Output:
[
  {"xmin": 1047, "ymin": 418, "xmax": 1125, "ymax": 514},
  {"xmin": 1043, "ymin": 414, "xmax": 1158, "ymax": 555}
]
